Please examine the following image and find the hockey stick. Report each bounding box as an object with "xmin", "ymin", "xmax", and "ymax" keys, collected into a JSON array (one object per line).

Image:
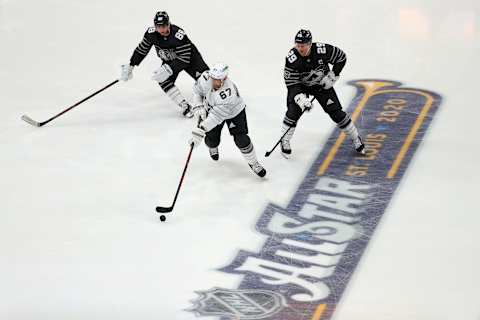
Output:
[
  {"xmin": 155, "ymin": 143, "xmax": 195, "ymax": 213},
  {"xmin": 264, "ymin": 96, "xmax": 314, "ymax": 157},
  {"xmin": 21, "ymin": 79, "xmax": 119, "ymax": 127},
  {"xmin": 265, "ymin": 110, "xmax": 307, "ymax": 157}
]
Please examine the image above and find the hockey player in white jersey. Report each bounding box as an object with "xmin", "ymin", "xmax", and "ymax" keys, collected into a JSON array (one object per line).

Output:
[{"xmin": 188, "ymin": 63, "xmax": 267, "ymax": 178}]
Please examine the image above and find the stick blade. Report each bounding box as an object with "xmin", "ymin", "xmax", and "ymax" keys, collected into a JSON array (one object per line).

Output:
[
  {"xmin": 156, "ymin": 206, "xmax": 173, "ymax": 213},
  {"xmin": 265, "ymin": 151, "xmax": 272, "ymax": 157},
  {"xmin": 21, "ymin": 115, "xmax": 41, "ymax": 127}
]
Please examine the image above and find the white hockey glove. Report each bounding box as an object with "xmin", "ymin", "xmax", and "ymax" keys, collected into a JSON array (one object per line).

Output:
[
  {"xmin": 294, "ymin": 93, "xmax": 313, "ymax": 112},
  {"xmin": 120, "ymin": 64, "xmax": 134, "ymax": 81},
  {"xmin": 152, "ymin": 64, "xmax": 173, "ymax": 83},
  {"xmin": 192, "ymin": 105, "xmax": 207, "ymax": 121},
  {"xmin": 189, "ymin": 126, "xmax": 205, "ymax": 148},
  {"xmin": 320, "ymin": 71, "xmax": 339, "ymax": 90}
]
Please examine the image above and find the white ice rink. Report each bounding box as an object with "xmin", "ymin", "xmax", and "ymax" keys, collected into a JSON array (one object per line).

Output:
[{"xmin": 1, "ymin": 0, "xmax": 479, "ymax": 319}]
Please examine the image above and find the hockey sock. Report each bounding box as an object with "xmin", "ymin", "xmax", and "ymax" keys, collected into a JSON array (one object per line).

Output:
[{"xmin": 166, "ymin": 86, "xmax": 187, "ymax": 106}]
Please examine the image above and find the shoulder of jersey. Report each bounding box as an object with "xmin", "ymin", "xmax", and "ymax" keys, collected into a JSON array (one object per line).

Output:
[
  {"xmin": 196, "ymin": 70, "xmax": 210, "ymax": 86},
  {"xmin": 195, "ymin": 71, "xmax": 210, "ymax": 87},
  {"xmin": 286, "ymin": 47, "xmax": 298, "ymax": 57},
  {"xmin": 224, "ymin": 78, "xmax": 235, "ymax": 88},
  {"xmin": 200, "ymin": 70, "xmax": 210, "ymax": 80},
  {"xmin": 170, "ymin": 24, "xmax": 182, "ymax": 33},
  {"xmin": 286, "ymin": 48, "xmax": 301, "ymax": 66},
  {"xmin": 223, "ymin": 79, "xmax": 240, "ymax": 100},
  {"xmin": 144, "ymin": 27, "xmax": 157, "ymax": 41},
  {"xmin": 313, "ymin": 42, "xmax": 329, "ymax": 56}
]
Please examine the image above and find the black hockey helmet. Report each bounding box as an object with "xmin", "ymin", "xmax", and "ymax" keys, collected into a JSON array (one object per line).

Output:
[
  {"xmin": 154, "ymin": 11, "xmax": 170, "ymax": 26},
  {"xmin": 295, "ymin": 29, "xmax": 312, "ymax": 44}
]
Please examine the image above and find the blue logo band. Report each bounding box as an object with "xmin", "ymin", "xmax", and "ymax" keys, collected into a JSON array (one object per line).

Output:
[{"xmin": 191, "ymin": 80, "xmax": 442, "ymax": 320}]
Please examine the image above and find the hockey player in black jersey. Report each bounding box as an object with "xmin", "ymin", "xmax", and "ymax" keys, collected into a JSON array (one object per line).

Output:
[
  {"xmin": 280, "ymin": 29, "xmax": 365, "ymax": 157},
  {"xmin": 120, "ymin": 11, "xmax": 209, "ymax": 118}
]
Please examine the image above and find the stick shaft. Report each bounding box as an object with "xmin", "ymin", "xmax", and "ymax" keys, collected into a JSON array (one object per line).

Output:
[
  {"xmin": 265, "ymin": 108, "xmax": 307, "ymax": 157},
  {"xmin": 39, "ymin": 79, "xmax": 119, "ymax": 126},
  {"xmin": 156, "ymin": 144, "xmax": 195, "ymax": 213},
  {"xmin": 170, "ymin": 144, "xmax": 194, "ymax": 208}
]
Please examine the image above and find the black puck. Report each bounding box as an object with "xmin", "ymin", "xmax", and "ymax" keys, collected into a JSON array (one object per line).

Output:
[{"xmin": 159, "ymin": 215, "xmax": 166, "ymax": 222}]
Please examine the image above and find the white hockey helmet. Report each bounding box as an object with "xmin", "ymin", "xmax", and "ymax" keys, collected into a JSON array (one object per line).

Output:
[{"xmin": 209, "ymin": 63, "xmax": 229, "ymax": 80}]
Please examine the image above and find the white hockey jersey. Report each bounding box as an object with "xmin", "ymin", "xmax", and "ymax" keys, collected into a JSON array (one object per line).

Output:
[{"xmin": 192, "ymin": 71, "xmax": 246, "ymax": 132}]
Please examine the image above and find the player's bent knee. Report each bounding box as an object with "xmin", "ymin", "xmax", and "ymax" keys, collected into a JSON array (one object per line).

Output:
[
  {"xmin": 234, "ymin": 134, "xmax": 251, "ymax": 149},
  {"xmin": 205, "ymin": 135, "xmax": 220, "ymax": 148},
  {"xmin": 286, "ymin": 105, "xmax": 302, "ymax": 123},
  {"xmin": 328, "ymin": 109, "xmax": 347, "ymax": 124}
]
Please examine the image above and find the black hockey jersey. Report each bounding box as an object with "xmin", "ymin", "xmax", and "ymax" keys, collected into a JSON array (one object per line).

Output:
[
  {"xmin": 130, "ymin": 24, "xmax": 201, "ymax": 73},
  {"xmin": 284, "ymin": 42, "xmax": 347, "ymax": 89}
]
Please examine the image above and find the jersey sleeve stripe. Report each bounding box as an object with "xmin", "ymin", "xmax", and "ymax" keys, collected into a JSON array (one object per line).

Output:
[
  {"xmin": 135, "ymin": 37, "xmax": 153, "ymax": 55},
  {"xmin": 329, "ymin": 46, "xmax": 346, "ymax": 63},
  {"xmin": 336, "ymin": 51, "xmax": 346, "ymax": 62},
  {"xmin": 175, "ymin": 48, "xmax": 192, "ymax": 54},
  {"xmin": 135, "ymin": 48, "xmax": 149, "ymax": 55},
  {"xmin": 285, "ymin": 81, "xmax": 302, "ymax": 87},
  {"xmin": 330, "ymin": 46, "xmax": 336, "ymax": 61},
  {"xmin": 177, "ymin": 57, "xmax": 190, "ymax": 63},
  {"xmin": 334, "ymin": 48, "xmax": 341, "ymax": 61}
]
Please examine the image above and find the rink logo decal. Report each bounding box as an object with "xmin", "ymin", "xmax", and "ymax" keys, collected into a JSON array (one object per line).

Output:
[
  {"xmin": 188, "ymin": 288, "xmax": 286, "ymax": 319},
  {"xmin": 189, "ymin": 80, "xmax": 441, "ymax": 320}
]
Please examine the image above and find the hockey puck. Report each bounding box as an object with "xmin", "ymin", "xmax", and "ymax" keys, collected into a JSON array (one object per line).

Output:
[{"xmin": 159, "ymin": 215, "xmax": 166, "ymax": 222}]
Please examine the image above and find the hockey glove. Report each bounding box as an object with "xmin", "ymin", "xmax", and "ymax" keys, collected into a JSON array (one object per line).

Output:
[
  {"xmin": 320, "ymin": 71, "xmax": 339, "ymax": 90},
  {"xmin": 192, "ymin": 105, "xmax": 207, "ymax": 121},
  {"xmin": 120, "ymin": 64, "xmax": 134, "ymax": 81},
  {"xmin": 294, "ymin": 93, "xmax": 313, "ymax": 112},
  {"xmin": 189, "ymin": 126, "xmax": 206, "ymax": 148}
]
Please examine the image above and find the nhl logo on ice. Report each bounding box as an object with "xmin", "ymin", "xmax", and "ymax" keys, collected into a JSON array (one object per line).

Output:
[{"xmin": 188, "ymin": 287, "xmax": 286, "ymax": 319}]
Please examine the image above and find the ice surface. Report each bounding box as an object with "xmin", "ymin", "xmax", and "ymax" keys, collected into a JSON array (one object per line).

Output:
[{"xmin": 0, "ymin": 1, "xmax": 479, "ymax": 319}]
